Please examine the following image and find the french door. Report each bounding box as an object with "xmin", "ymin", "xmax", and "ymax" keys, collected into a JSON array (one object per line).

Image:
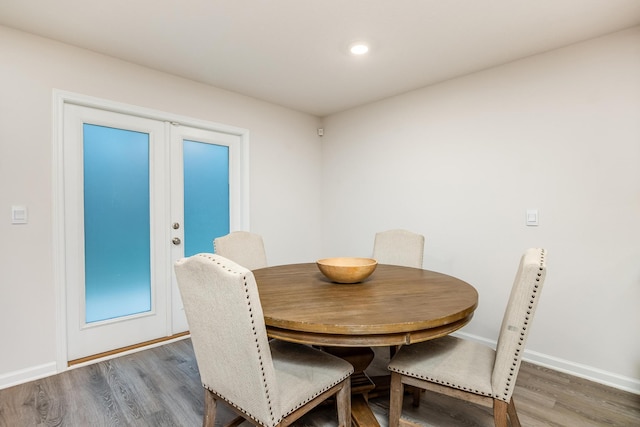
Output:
[
  {"xmin": 59, "ymin": 96, "xmax": 247, "ymax": 362},
  {"xmin": 168, "ymin": 125, "xmax": 243, "ymax": 332}
]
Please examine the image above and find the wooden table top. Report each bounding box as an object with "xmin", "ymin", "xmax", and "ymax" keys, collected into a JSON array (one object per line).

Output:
[{"xmin": 253, "ymin": 263, "xmax": 478, "ymax": 347}]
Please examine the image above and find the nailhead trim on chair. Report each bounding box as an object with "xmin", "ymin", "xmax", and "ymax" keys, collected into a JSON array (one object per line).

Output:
[
  {"xmin": 197, "ymin": 254, "xmax": 277, "ymax": 427},
  {"xmin": 388, "ymin": 362, "xmax": 493, "ymax": 396},
  {"xmin": 387, "ymin": 366, "xmax": 495, "ymax": 397},
  {"xmin": 497, "ymin": 248, "xmax": 545, "ymax": 402},
  {"xmin": 204, "ymin": 374, "xmax": 351, "ymax": 427},
  {"xmin": 204, "ymin": 385, "xmax": 268, "ymax": 426},
  {"xmin": 280, "ymin": 374, "xmax": 352, "ymax": 420},
  {"xmin": 245, "ymin": 273, "xmax": 278, "ymax": 425},
  {"xmin": 388, "ymin": 248, "xmax": 547, "ymax": 404},
  {"xmin": 196, "ymin": 254, "xmax": 351, "ymax": 427}
]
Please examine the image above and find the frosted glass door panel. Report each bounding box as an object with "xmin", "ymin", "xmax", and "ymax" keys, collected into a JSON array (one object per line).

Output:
[
  {"xmin": 83, "ymin": 124, "xmax": 151, "ymax": 323},
  {"xmin": 183, "ymin": 140, "xmax": 230, "ymax": 257}
]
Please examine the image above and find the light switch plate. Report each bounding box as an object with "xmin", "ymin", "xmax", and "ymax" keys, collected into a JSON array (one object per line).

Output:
[
  {"xmin": 12, "ymin": 206, "xmax": 28, "ymax": 224},
  {"xmin": 526, "ymin": 209, "xmax": 538, "ymax": 226}
]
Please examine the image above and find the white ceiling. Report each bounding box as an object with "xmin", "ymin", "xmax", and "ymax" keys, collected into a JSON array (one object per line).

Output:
[{"xmin": 1, "ymin": 0, "xmax": 640, "ymax": 117}]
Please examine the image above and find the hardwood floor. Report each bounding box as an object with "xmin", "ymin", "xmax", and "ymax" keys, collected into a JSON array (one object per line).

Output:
[{"xmin": 1, "ymin": 339, "xmax": 638, "ymax": 426}]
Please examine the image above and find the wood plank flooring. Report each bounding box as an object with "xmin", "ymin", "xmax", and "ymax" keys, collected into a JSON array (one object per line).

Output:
[{"xmin": 1, "ymin": 339, "xmax": 638, "ymax": 426}]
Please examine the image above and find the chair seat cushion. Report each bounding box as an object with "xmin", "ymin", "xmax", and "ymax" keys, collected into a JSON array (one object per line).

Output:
[
  {"xmin": 270, "ymin": 340, "xmax": 354, "ymax": 418},
  {"xmin": 388, "ymin": 335, "xmax": 495, "ymax": 397}
]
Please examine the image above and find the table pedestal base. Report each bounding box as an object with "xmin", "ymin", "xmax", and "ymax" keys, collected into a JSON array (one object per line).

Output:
[
  {"xmin": 322, "ymin": 346, "xmax": 381, "ymax": 426},
  {"xmin": 351, "ymin": 395, "xmax": 380, "ymax": 427}
]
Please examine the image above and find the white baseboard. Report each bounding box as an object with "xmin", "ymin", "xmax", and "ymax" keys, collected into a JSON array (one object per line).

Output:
[
  {"xmin": 453, "ymin": 331, "xmax": 640, "ymax": 395},
  {"xmin": 0, "ymin": 362, "xmax": 58, "ymax": 390},
  {"xmin": 1, "ymin": 334, "xmax": 192, "ymax": 390}
]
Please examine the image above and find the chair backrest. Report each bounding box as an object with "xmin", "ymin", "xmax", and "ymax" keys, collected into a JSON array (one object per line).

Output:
[
  {"xmin": 492, "ymin": 248, "xmax": 547, "ymax": 402},
  {"xmin": 174, "ymin": 253, "xmax": 279, "ymax": 426},
  {"xmin": 372, "ymin": 229, "xmax": 425, "ymax": 268},
  {"xmin": 213, "ymin": 231, "xmax": 268, "ymax": 270}
]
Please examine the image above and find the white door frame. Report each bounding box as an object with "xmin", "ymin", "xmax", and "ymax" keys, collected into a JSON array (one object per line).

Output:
[{"xmin": 52, "ymin": 90, "xmax": 250, "ymax": 372}]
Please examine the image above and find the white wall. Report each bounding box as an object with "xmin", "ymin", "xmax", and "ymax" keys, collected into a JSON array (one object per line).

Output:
[
  {"xmin": 321, "ymin": 27, "xmax": 640, "ymax": 392},
  {"xmin": 0, "ymin": 26, "xmax": 323, "ymax": 385}
]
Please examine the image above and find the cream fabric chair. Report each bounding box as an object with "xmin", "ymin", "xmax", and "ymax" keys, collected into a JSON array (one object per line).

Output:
[
  {"xmin": 388, "ymin": 248, "xmax": 548, "ymax": 427},
  {"xmin": 213, "ymin": 231, "xmax": 268, "ymax": 270},
  {"xmin": 372, "ymin": 229, "xmax": 425, "ymax": 268},
  {"xmin": 372, "ymin": 229, "xmax": 425, "ymax": 360},
  {"xmin": 174, "ymin": 253, "xmax": 353, "ymax": 427}
]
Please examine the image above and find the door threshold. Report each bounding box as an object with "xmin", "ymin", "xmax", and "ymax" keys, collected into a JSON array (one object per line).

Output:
[{"xmin": 68, "ymin": 331, "xmax": 190, "ymax": 367}]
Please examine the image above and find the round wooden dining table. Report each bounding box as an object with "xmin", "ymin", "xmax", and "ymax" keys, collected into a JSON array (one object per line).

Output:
[
  {"xmin": 253, "ymin": 263, "xmax": 479, "ymax": 427},
  {"xmin": 254, "ymin": 263, "xmax": 478, "ymax": 347}
]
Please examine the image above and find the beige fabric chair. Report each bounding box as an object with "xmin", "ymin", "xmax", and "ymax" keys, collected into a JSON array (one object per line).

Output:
[
  {"xmin": 372, "ymin": 229, "xmax": 425, "ymax": 268},
  {"xmin": 174, "ymin": 253, "xmax": 353, "ymax": 427},
  {"xmin": 213, "ymin": 231, "xmax": 268, "ymax": 270},
  {"xmin": 388, "ymin": 248, "xmax": 548, "ymax": 427},
  {"xmin": 372, "ymin": 229, "xmax": 425, "ymax": 360}
]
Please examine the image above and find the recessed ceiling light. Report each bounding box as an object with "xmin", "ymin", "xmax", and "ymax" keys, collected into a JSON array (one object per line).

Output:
[{"xmin": 349, "ymin": 43, "xmax": 369, "ymax": 55}]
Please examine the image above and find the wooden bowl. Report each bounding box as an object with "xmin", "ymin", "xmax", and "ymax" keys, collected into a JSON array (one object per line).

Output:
[{"xmin": 316, "ymin": 257, "xmax": 378, "ymax": 283}]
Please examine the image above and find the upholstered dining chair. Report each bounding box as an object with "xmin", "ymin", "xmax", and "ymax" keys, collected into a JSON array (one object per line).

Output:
[
  {"xmin": 213, "ymin": 230, "xmax": 268, "ymax": 270},
  {"xmin": 372, "ymin": 229, "xmax": 426, "ymax": 360},
  {"xmin": 372, "ymin": 229, "xmax": 425, "ymax": 268},
  {"xmin": 174, "ymin": 253, "xmax": 353, "ymax": 427},
  {"xmin": 387, "ymin": 248, "xmax": 547, "ymax": 427}
]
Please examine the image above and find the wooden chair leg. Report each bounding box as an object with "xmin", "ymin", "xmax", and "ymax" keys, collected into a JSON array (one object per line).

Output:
[
  {"xmin": 335, "ymin": 378, "xmax": 352, "ymax": 427},
  {"xmin": 493, "ymin": 399, "xmax": 509, "ymax": 427},
  {"xmin": 389, "ymin": 373, "xmax": 404, "ymax": 427},
  {"xmin": 411, "ymin": 387, "xmax": 421, "ymax": 407},
  {"xmin": 203, "ymin": 389, "xmax": 217, "ymax": 427},
  {"xmin": 506, "ymin": 398, "xmax": 521, "ymax": 427},
  {"xmin": 224, "ymin": 417, "xmax": 246, "ymax": 427}
]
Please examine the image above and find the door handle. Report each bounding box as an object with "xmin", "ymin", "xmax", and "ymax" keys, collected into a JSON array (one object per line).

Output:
[{"xmin": 172, "ymin": 237, "xmax": 181, "ymax": 245}]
